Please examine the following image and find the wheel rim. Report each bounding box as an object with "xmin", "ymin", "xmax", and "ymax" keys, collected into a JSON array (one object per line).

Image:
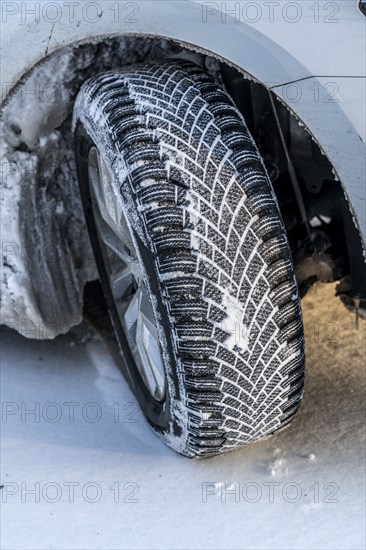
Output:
[{"xmin": 88, "ymin": 146, "xmax": 166, "ymax": 402}]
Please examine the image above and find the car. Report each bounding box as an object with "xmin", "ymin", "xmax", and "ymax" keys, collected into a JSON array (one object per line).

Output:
[{"xmin": 1, "ymin": 0, "xmax": 365, "ymax": 457}]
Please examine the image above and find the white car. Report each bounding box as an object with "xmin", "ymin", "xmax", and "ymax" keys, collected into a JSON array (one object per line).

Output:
[{"xmin": 1, "ymin": 0, "xmax": 365, "ymax": 457}]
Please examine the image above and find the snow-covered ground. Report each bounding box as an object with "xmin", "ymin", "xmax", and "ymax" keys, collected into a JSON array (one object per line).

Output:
[{"xmin": 1, "ymin": 282, "xmax": 365, "ymax": 550}]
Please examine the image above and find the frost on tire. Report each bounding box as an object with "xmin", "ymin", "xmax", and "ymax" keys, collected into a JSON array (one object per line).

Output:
[{"xmin": 73, "ymin": 60, "xmax": 305, "ymax": 457}]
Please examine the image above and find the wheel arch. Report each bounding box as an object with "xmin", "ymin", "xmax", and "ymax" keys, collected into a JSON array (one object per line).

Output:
[{"xmin": 1, "ymin": 3, "xmax": 365, "ymax": 338}]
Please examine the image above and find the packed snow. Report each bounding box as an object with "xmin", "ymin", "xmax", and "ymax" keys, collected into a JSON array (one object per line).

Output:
[{"xmin": 1, "ymin": 282, "xmax": 365, "ymax": 549}]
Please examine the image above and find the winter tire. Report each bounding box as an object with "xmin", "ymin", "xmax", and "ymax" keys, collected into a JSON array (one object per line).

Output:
[{"xmin": 73, "ymin": 60, "xmax": 305, "ymax": 457}]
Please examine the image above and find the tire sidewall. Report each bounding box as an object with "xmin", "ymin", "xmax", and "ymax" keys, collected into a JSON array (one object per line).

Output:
[{"xmin": 74, "ymin": 121, "xmax": 188, "ymax": 446}]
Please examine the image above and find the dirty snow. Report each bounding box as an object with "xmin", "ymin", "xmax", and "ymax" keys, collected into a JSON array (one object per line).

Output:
[
  {"xmin": 1, "ymin": 37, "xmax": 216, "ymax": 339},
  {"xmin": 1, "ymin": 282, "xmax": 364, "ymax": 550}
]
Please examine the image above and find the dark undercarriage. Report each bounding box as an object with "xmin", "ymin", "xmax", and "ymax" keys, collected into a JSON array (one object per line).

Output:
[{"xmin": 221, "ymin": 65, "xmax": 366, "ymax": 318}]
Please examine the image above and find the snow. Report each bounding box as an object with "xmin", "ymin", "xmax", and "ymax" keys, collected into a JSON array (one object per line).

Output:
[
  {"xmin": 221, "ymin": 291, "xmax": 249, "ymax": 352},
  {"xmin": 1, "ymin": 282, "xmax": 365, "ymax": 549}
]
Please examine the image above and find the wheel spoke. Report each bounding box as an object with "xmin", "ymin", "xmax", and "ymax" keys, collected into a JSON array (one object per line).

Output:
[
  {"xmin": 139, "ymin": 285, "xmax": 158, "ymax": 327},
  {"xmin": 110, "ymin": 264, "xmax": 136, "ymax": 302},
  {"xmin": 89, "ymin": 147, "xmax": 120, "ymax": 230},
  {"xmin": 136, "ymin": 295, "xmax": 165, "ymax": 401},
  {"xmin": 95, "ymin": 212, "xmax": 131, "ymax": 264},
  {"xmin": 123, "ymin": 286, "xmax": 141, "ymax": 343},
  {"xmin": 123, "ymin": 284, "xmax": 165, "ymax": 400}
]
